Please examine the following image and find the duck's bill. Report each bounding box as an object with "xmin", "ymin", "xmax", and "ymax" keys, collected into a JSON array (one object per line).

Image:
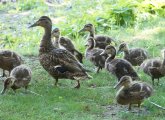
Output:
[
  {"xmin": 1, "ymin": 88, "xmax": 6, "ymax": 95},
  {"xmin": 100, "ymin": 51, "xmax": 106, "ymax": 55},
  {"xmin": 28, "ymin": 21, "xmax": 38, "ymax": 28},
  {"xmin": 85, "ymin": 42, "xmax": 89, "ymax": 47},
  {"xmin": 114, "ymin": 82, "xmax": 120, "ymax": 89},
  {"xmin": 78, "ymin": 28, "xmax": 85, "ymax": 33},
  {"xmin": 117, "ymin": 50, "xmax": 121, "ymax": 55}
]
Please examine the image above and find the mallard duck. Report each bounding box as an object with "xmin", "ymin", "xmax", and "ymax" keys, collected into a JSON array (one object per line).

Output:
[
  {"xmin": 117, "ymin": 43, "xmax": 148, "ymax": 66},
  {"xmin": 140, "ymin": 49, "xmax": 165, "ymax": 85},
  {"xmin": 85, "ymin": 37, "xmax": 108, "ymax": 73},
  {"xmin": 114, "ymin": 75, "xmax": 153, "ymax": 110},
  {"xmin": 79, "ymin": 23, "xmax": 116, "ymax": 49},
  {"xmin": 102, "ymin": 45, "xmax": 139, "ymax": 81},
  {"xmin": 29, "ymin": 16, "xmax": 92, "ymax": 88},
  {"xmin": 1, "ymin": 65, "xmax": 32, "ymax": 94},
  {"xmin": 0, "ymin": 50, "xmax": 23, "ymax": 77},
  {"xmin": 51, "ymin": 28, "xmax": 83, "ymax": 63}
]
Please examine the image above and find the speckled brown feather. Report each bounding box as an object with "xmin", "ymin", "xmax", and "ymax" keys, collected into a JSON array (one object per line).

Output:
[
  {"xmin": 79, "ymin": 23, "xmax": 115, "ymax": 49},
  {"xmin": 118, "ymin": 43, "xmax": 148, "ymax": 66},
  {"xmin": 116, "ymin": 81, "xmax": 153, "ymax": 105},
  {"xmin": 30, "ymin": 16, "xmax": 91, "ymax": 86},
  {"xmin": 51, "ymin": 28, "xmax": 83, "ymax": 63},
  {"xmin": 140, "ymin": 56, "xmax": 165, "ymax": 85},
  {"xmin": 0, "ymin": 50, "xmax": 23, "ymax": 76},
  {"xmin": 104, "ymin": 45, "xmax": 139, "ymax": 81}
]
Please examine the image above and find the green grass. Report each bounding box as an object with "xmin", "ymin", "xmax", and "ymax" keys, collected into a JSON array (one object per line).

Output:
[{"xmin": 0, "ymin": 0, "xmax": 165, "ymax": 120}]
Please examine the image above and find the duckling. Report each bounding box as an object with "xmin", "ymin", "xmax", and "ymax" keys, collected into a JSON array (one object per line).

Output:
[
  {"xmin": 114, "ymin": 75, "xmax": 153, "ymax": 110},
  {"xmin": 85, "ymin": 37, "xmax": 108, "ymax": 73},
  {"xmin": 29, "ymin": 16, "xmax": 92, "ymax": 88},
  {"xmin": 117, "ymin": 43, "xmax": 148, "ymax": 66},
  {"xmin": 51, "ymin": 28, "xmax": 60, "ymax": 48},
  {"xmin": 102, "ymin": 45, "xmax": 139, "ymax": 81},
  {"xmin": 1, "ymin": 65, "xmax": 32, "ymax": 94},
  {"xmin": 140, "ymin": 49, "xmax": 165, "ymax": 85},
  {"xmin": 79, "ymin": 23, "xmax": 116, "ymax": 49},
  {"xmin": 0, "ymin": 50, "xmax": 23, "ymax": 77},
  {"xmin": 51, "ymin": 28, "xmax": 83, "ymax": 63}
]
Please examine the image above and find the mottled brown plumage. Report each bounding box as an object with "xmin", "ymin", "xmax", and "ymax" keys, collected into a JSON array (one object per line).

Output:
[
  {"xmin": 0, "ymin": 50, "xmax": 23, "ymax": 77},
  {"xmin": 29, "ymin": 16, "xmax": 91, "ymax": 88},
  {"xmin": 51, "ymin": 28, "xmax": 83, "ymax": 63},
  {"xmin": 103, "ymin": 45, "xmax": 139, "ymax": 81},
  {"xmin": 114, "ymin": 76, "xmax": 153, "ymax": 110},
  {"xmin": 79, "ymin": 23, "xmax": 115, "ymax": 49},
  {"xmin": 140, "ymin": 50, "xmax": 165, "ymax": 85},
  {"xmin": 117, "ymin": 43, "xmax": 148, "ymax": 66},
  {"xmin": 1, "ymin": 65, "xmax": 32, "ymax": 94},
  {"xmin": 85, "ymin": 37, "xmax": 108, "ymax": 73}
]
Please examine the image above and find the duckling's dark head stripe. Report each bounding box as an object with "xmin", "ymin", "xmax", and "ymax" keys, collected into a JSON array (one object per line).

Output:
[
  {"xmin": 52, "ymin": 28, "xmax": 60, "ymax": 32},
  {"xmin": 85, "ymin": 23, "xmax": 93, "ymax": 27},
  {"xmin": 39, "ymin": 16, "xmax": 52, "ymax": 23}
]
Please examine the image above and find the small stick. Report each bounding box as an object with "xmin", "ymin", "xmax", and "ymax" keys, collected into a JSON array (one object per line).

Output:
[
  {"xmin": 148, "ymin": 99, "xmax": 165, "ymax": 110},
  {"xmin": 26, "ymin": 90, "xmax": 43, "ymax": 97}
]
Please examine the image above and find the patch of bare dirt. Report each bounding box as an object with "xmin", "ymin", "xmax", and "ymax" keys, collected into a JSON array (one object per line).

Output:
[{"xmin": 102, "ymin": 104, "xmax": 151, "ymax": 119}]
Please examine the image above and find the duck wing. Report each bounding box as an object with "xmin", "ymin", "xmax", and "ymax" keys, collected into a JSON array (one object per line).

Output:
[
  {"xmin": 125, "ymin": 83, "xmax": 145, "ymax": 100},
  {"xmin": 51, "ymin": 48, "xmax": 87, "ymax": 73},
  {"xmin": 109, "ymin": 59, "xmax": 139, "ymax": 80},
  {"xmin": 126, "ymin": 82, "xmax": 152, "ymax": 100}
]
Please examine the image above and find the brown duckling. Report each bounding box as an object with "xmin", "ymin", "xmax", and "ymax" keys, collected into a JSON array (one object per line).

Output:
[
  {"xmin": 140, "ymin": 49, "xmax": 165, "ymax": 85},
  {"xmin": 117, "ymin": 43, "xmax": 148, "ymax": 66},
  {"xmin": 114, "ymin": 75, "xmax": 153, "ymax": 110},
  {"xmin": 1, "ymin": 65, "xmax": 32, "ymax": 94},
  {"xmin": 0, "ymin": 50, "xmax": 23, "ymax": 77},
  {"xmin": 79, "ymin": 23, "xmax": 116, "ymax": 49},
  {"xmin": 51, "ymin": 27, "xmax": 60, "ymax": 48},
  {"xmin": 29, "ymin": 16, "xmax": 92, "ymax": 88},
  {"xmin": 51, "ymin": 28, "xmax": 83, "ymax": 63},
  {"xmin": 85, "ymin": 37, "xmax": 108, "ymax": 73},
  {"xmin": 102, "ymin": 45, "xmax": 139, "ymax": 81}
]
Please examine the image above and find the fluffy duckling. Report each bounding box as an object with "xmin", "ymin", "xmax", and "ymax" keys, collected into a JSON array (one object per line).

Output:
[
  {"xmin": 102, "ymin": 45, "xmax": 139, "ymax": 81},
  {"xmin": 140, "ymin": 49, "xmax": 165, "ymax": 85},
  {"xmin": 1, "ymin": 65, "xmax": 32, "ymax": 94},
  {"xmin": 29, "ymin": 16, "xmax": 92, "ymax": 88},
  {"xmin": 114, "ymin": 76, "xmax": 153, "ymax": 110},
  {"xmin": 51, "ymin": 28, "xmax": 60, "ymax": 48},
  {"xmin": 51, "ymin": 28, "xmax": 83, "ymax": 63},
  {"xmin": 117, "ymin": 43, "xmax": 148, "ymax": 66},
  {"xmin": 0, "ymin": 50, "xmax": 23, "ymax": 77},
  {"xmin": 79, "ymin": 23, "xmax": 116, "ymax": 49},
  {"xmin": 85, "ymin": 37, "xmax": 108, "ymax": 73}
]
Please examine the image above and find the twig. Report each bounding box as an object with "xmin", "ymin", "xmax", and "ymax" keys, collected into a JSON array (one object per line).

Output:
[
  {"xmin": 148, "ymin": 99, "xmax": 165, "ymax": 110},
  {"xmin": 26, "ymin": 90, "xmax": 43, "ymax": 97}
]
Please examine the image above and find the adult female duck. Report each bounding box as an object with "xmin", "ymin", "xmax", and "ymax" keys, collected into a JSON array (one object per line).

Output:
[{"xmin": 29, "ymin": 16, "xmax": 92, "ymax": 88}]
